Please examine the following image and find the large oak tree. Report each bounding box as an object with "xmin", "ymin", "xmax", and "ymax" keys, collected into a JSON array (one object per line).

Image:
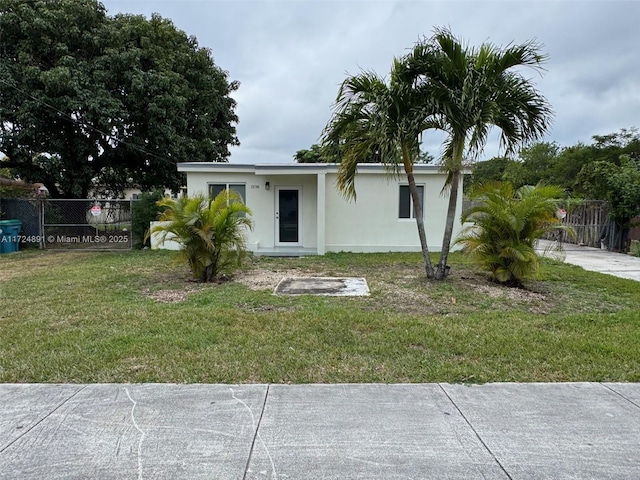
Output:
[{"xmin": 0, "ymin": 0, "xmax": 238, "ymax": 198}]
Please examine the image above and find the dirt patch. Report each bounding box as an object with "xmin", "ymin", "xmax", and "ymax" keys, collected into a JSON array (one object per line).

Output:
[{"xmin": 236, "ymin": 261, "xmax": 553, "ymax": 315}]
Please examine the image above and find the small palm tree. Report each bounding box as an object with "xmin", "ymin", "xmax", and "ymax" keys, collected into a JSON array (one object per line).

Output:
[
  {"xmin": 455, "ymin": 182, "xmax": 570, "ymax": 287},
  {"xmin": 150, "ymin": 190, "xmax": 252, "ymax": 282}
]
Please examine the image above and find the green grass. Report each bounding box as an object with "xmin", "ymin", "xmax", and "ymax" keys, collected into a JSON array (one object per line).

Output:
[{"xmin": 1, "ymin": 249, "xmax": 639, "ymax": 383}]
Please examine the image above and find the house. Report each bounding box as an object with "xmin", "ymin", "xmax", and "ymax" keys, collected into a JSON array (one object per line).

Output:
[{"xmin": 165, "ymin": 162, "xmax": 466, "ymax": 255}]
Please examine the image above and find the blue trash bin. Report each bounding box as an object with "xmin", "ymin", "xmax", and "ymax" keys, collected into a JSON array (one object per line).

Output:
[{"xmin": 0, "ymin": 219, "xmax": 22, "ymax": 253}]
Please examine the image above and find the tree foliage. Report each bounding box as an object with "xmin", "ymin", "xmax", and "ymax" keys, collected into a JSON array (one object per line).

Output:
[
  {"xmin": 150, "ymin": 191, "xmax": 253, "ymax": 282},
  {"xmin": 471, "ymin": 128, "xmax": 640, "ymax": 193},
  {"xmin": 456, "ymin": 182, "xmax": 568, "ymax": 287},
  {"xmin": 465, "ymin": 156, "xmax": 510, "ymax": 191},
  {"xmin": 294, "ymin": 142, "xmax": 431, "ymax": 164},
  {"xmin": 131, "ymin": 190, "xmax": 165, "ymax": 249},
  {"xmin": 502, "ymin": 142, "xmax": 559, "ymax": 187},
  {"xmin": 0, "ymin": 0, "xmax": 238, "ymax": 198},
  {"xmin": 293, "ymin": 144, "xmax": 330, "ymax": 163},
  {"xmin": 576, "ymin": 156, "xmax": 640, "ymax": 226}
]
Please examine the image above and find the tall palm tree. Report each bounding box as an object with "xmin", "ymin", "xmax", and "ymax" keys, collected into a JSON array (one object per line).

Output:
[
  {"xmin": 150, "ymin": 190, "xmax": 252, "ymax": 282},
  {"xmin": 402, "ymin": 28, "xmax": 553, "ymax": 279},
  {"xmin": 322, "ymin": 61, "xmax": 437, "ymax": 278}
]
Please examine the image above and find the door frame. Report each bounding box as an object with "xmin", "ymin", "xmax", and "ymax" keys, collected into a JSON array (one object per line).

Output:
[{"xmin": 275, "ymin": 186, "xmax": 302, "ymax": 246}]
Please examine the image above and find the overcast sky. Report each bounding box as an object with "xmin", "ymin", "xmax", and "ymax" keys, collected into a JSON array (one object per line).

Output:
[{"xmin": 101, "ymin": 0, "xmax": 640, "ymax": 164}]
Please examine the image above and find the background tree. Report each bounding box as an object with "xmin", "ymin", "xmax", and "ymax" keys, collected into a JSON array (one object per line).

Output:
[
  {"xmin": 465, "ymin": 156, "xmax": 511, "ymax": 191},
  {"xmin": 547, "ymin": 143, "xmax": 594, "ymax": 191},
  {"xmin": 502, "ymin": 142, "xmax": 559, "ymax": 188},
  {"xmin": 0, "ymin": 167, "xmax": 36, "ymax": 198},
  {"xmin": 0, "ymin": 0, "xmax": 238, "ymax": 198},
  {"xmin": 456, "ymin": 182, "xmax": 568, "ymax": 288},
  {"xmin": 293, "ymin": 144, "xmax": 329, "ymax": 163},
  {"xmin": 150, "ymin": 191, "xmax": 253, "ymax": 282},
  {"xmin": 403, "ymin": 28, "xmax": 552, "ymax": 279},
  {"xmin": 294, "ymin": 142, "xmax": 393, "ymax": 163},
  {"xmin": 416, "ymin": 149, "xmax": 435, "ymax": 164},
  {"xmin": 575, "ymin": 155, "xmax": 640, "ymax": 251},
  {"xmin": 490, "ymin": 128, "xmax": 640, "ymax": 192},
  {"xmin": 591, "ymin": 127, "xmax": 640, "ymax": 162},
  {"xmin": 131, "ymin": 190, "xmax": 165, "ymax": 249}
]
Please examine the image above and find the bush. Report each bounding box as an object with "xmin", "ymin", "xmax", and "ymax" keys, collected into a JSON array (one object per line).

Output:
[
  {"xmin": 131, "ymin": 191, "xmax": 165, "ymax": 248},
  {"xmin": 149, "ymin": 191, "xmax": 253, "ymax": 282},
  {"xmin": 456, "ymin": 182, "xmax": 571, "ymax": 287}
]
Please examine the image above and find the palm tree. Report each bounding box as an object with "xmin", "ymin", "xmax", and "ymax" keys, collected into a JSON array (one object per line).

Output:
[
  {"xmin": 455, "ymin": 182, "xmax": 570, "ymax": 287},
  {"xmin": 402, "ymin": 28, "xmax": 553, "ymax": 279},
  {"xmin": 149, "ymin": 190, "xmax": 252, "ymax": 282},
  {"xmin": 321, "ymin": 61, "xmax": 437, "ymax": 278}
]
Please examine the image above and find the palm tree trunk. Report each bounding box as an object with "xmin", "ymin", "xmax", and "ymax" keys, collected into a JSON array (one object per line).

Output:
[
  {"xmin": 403, "ymin": 148, "xmax": 435, "ymax": 279},
  {"xmin": 436, "ymin": 168, "xmax": 460, "ymax": 279}
]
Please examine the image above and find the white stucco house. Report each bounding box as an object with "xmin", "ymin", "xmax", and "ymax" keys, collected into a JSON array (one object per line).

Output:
[{"xmin": 166, "ymin": 162, "xmax": 465, "ymax": 256}]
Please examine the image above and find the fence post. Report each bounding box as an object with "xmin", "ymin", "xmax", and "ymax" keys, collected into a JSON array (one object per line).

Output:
[
  {"xmin": 130, "ymin": 198, "xmax": 134, "ymax": 250},
  {"xmin": 39, "ymin": 198, "xmax": 45, "ymax": 250}
]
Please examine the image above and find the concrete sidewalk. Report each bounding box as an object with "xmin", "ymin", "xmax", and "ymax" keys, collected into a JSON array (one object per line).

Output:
[
  {"xmin": 537, "ymin": 239, "xmax": 640, "ymax": 281},
  {"xmin": 1, "ymin": 383, "xmax": 639, "ymax": 479}
]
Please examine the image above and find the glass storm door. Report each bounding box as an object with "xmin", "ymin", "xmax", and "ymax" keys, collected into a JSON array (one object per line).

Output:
[{"xmin": 276, "ymin": 187, "xmax": 300, "ymax": 245}]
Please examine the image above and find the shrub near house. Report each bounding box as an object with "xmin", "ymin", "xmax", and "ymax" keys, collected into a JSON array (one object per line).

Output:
[
  {"xmin": 149, "ymin": 191, "xmax": 253, "ymax": 282},
  {"xmin": 456, "ymin": 182, "xmax": 570, "ymax": 287}
]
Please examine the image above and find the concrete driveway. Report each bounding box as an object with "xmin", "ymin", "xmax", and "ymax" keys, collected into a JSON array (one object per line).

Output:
[
  {"xmin": 537, "ymin": 240, "xmax": 640, "ymax": 281},
  {"xmin": 1, "ymin": 383, "xmax": 640, "ymax": 479}
]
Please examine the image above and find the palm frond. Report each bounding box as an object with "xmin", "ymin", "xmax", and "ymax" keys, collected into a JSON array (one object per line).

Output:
[
  {"xmin": 149, "ymin": 191, "xmax": 252, "ymax": 282},
  {"xmin": 456, "ymin": 181, "xmax": 570, "ymax": 286}
]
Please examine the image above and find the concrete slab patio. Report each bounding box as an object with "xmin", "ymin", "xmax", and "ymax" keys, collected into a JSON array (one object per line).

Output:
[
  {"xmin": 1, "ymin": 383, "xmax": 639, "ymax": 479},
  {"xmin": 274, "ymin": 277, "xmax": 370, "ymax": 296}
]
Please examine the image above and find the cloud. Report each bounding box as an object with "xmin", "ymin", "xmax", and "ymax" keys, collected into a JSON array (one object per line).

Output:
[{"xmin": 102, "ymin": 0, "xmax": 640, "ymax": 163}]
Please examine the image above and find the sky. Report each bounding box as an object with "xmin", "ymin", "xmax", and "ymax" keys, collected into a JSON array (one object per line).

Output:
[{"xmin": 101, "ymin": 0, "xmax": 640, "ymax": 164}]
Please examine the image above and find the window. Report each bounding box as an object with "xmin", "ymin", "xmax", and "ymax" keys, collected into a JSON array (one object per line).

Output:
[
  {"xmin": 209, "ymin": 183, "xmax": 246, "ymax": 203},
  {"xmin": 399, "ymin": 185, "xmax": 424, "ymax": 219}
]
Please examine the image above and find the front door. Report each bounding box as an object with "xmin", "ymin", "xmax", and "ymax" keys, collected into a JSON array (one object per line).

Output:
[{"xmin": 276, "ymin": 187, "xmax": 301, "ymax": 245}]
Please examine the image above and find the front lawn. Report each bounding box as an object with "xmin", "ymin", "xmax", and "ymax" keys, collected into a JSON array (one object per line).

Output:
[{"xmin": 1, "ymin": 249, "xmax": 638, "ymax": 383}]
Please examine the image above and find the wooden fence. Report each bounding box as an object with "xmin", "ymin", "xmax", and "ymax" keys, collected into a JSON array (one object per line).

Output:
[
  {"xmin": 461, "ymin": 198, "xmax": 614, "ymax": 249},
  {"xmin": 561, "ymin": 201, "xmax": 608, "ymax": 248}
]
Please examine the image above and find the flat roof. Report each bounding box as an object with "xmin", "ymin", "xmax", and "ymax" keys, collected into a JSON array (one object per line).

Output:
[{"xmin": 177, "ymin": 162, "xmax": 451, "ymax": 175}]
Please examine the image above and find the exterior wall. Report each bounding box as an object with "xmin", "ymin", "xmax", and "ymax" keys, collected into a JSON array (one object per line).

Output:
[
  {"xmin": 180, "ymin": 163, "xmax": 465, "ymax": 254},
  {"xmin": 324, "ymin": 171, "xmax": 460, "ymax": 252},
  {"xmin": 149, "ymin": 221, "xmax": 181, "ymax": 250},
  {"xmin": 185, "ymin": 171, "xmax": 318, "ymax": 250}
]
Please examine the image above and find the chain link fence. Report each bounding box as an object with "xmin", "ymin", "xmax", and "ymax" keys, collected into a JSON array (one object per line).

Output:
[{"xmin": 1, "ymin": 198, "xmax": 136, "ymax": 250}]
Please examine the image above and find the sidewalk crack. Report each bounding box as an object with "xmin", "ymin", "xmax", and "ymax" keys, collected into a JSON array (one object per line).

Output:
[
  {"xmin": 601, "ymin": 383, "xmax": 640, "ymax": 410},
  {"xmin": 0, "ymin": 385, "xmax": 88, "ymax": 455},
  {"xmin": 233, "ymin": 385, "xmax": 274, "ymax": 480},
  {"xmin": 438, "ymin": 384, "xmax": 513, "ymax": 480}
]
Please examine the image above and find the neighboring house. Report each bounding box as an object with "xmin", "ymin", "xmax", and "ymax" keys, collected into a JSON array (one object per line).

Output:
[
  {"xmin": 161, "ymin": 162, "xmax": 466, "ymax": 256},
  {"xmin": 125, "ymin": 187, "xmax": 186, "ymax": 200}
]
